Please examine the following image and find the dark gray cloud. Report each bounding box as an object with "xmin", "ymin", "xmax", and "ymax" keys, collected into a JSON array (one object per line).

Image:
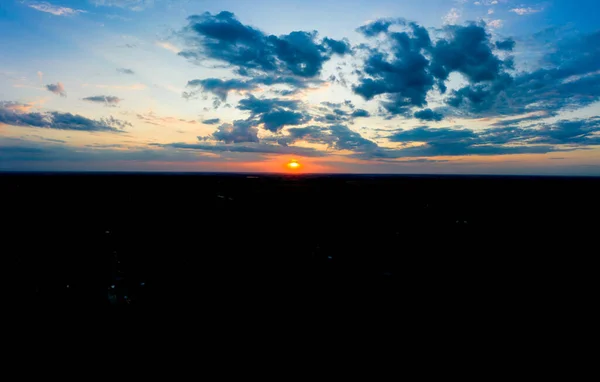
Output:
[
  {"xmin": 381, "ymin": 120, "xmax": 600, "ymax": 158},
  {"xmin": 260, "ymin": 109, "xmax": 310, "ymax": 132},
  {"xmin": 202, "ymin": 118, "xmax": 221, "ymax": 125},
  {"xmin": 272, "ymin": 119, "xmax": 595, "ymax": 160},
  {"xmin": 0, "ymin": 141, "xmax": 226, "ymax": 171},
  {"xmin": 176, "ymin": 11, "xmax": 350, "ymax": 101},
  {"xmin": 158, "ymin": 141, "xmax": 326, "ymax": 157},
  {"xmin": 82, "ymin": 95, "xmax": 123, "ymax": 106},
  {"xmin": 329, "ymin": 124, "xmax": 378, "ymax": 151},
  {"xmin": 353, "ymin": 20, "xmax": 515, "ymax": 116},
  {"xmin": 380, "ymin": 142, "xmax": 558, "ymax": 157},
  {"xmin": 449, "ymin": 30, "xmax": 600, "ymax": 116},
  {"xmin": 353, "ymin": 21, "xmax": 435, "ymax": 115},
  {"xmin": 495, "ymin": 38, "xmax": 516, "ymax": 51},
  {"xmin": 274, "ymin": 124, "xmax": 377, "ymax": 152},
  {"xmin": 46, "ymin": 82, "xmax": 67, "ymax": 97},
  {"xmin": 275, "ymin": 125, "xmax": 334, "ymax": 146},
  {"xmin": 315, "ymin": 102, "xmax": 369, "ymax": 123},
  {"xmin": 184, "ymin": 78, "xmax": 257, "ymax": 101},
  {"xmin": 356, "ymin": 18, "xmax": 405, "ymax": 37},
  {"xmin": 481, "ymin": 118, "xmax": 600, "ymax": 146},
  {"xmin": 0, "ymin": 103, "xmax": 130, "ymax": 132},
  {"xmin": 489, "ymin": 113, "xmax": 555, "ymax": 127},
  {"xmin": 389, "ymin": 126, "xmax": 477, "ymax": 143},
  {"xmin": 322, "ymin": 37, "xmax": 351, "ymax": 55},
  {"xmin": 184, "ymin": 75, "xmax": 319, "ymax": 102},
  {"xmin": 430, "ymin": 24, "xmax": 506, "ymax": 86},
  {"xmin": 414, "ymin": 108, "xmax": 444, "ymax": 121},
  {"xmin": 237, "ymin": 95, "xmax": 300, "ymax": 113},
  {"xmin": 351, "ymin": 109, "xmax": 370, "ymax": 118},
  {"xmin": 235, "ymin": 95, "xmax": 310, "ymax": 132},
  {"xmin": 205, "ymin": 120, "xmax": 259, "ymax": 144},
  {"xmin": 22, "ymin": 135, "xmax": 67, "ymax": 144},
  {"xmin": 179, "ymin": 11, "xmax": 350, "ymax": 79},
  {"xmin": 117, "ymin": 68, "xmax": 135, "ymax": 75},
  {"xmin": 314, "ymin": 113, "xmax": 347, "ymax": 124}
]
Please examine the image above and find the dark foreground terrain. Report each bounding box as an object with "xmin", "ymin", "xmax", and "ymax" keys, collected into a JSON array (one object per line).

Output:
[{"xmin": 2, "ymin": 173, "xmax": 598, "ymax": 308}]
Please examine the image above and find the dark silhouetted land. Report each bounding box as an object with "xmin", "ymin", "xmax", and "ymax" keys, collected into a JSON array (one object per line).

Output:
[{"xmin": 2, "ymin": 172, "xmax": 598, "ymax": 308}]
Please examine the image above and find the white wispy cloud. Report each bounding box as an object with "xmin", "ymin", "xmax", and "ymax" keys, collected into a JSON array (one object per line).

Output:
[
  {"xmin": 91, "ymin": 0, "xmax": 154, "ymax": 11},
  {"xmin": 82, "ymin": 83, "xmax": 146, "ymax": 90},
  {"xmin": 156, "ymin": 41, "xmax": 180, "ymax": 53},
  {"xmin": 488, "ymin": 19, "xmax": 503, "ymax": 29},
  {"xmin": 510, "ymin": 7, "xmax": 542, "ymax": 16},
  {"xmin": 25, "ymin": 1, "xmax": 87, "ymax": 16},
  {"xmin": 443, "ymin": 8, "xmax": 461, "ymax": 25}
]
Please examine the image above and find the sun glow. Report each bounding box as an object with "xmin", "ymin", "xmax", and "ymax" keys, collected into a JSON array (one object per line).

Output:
[{"xmin": 287, "ymin": 160, "xmax": 301, "ymax": 170}]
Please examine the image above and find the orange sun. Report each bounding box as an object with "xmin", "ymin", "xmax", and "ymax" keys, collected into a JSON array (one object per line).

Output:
[{"xmin": 287, "ymin": 160, "xmax": 301, "ymax": 170}]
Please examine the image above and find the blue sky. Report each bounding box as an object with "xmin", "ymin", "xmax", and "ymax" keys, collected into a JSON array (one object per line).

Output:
[{"xmin": 1, "ymin": 0, "xmax": 599, "ymax": 174}]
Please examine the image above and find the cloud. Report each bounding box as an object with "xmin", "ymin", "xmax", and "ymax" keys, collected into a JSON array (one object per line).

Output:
[
  {"xmin": 389, "ymin": 126, "xmax": 477, "ymax": 143},
  {"xmin": 312, "ymin": 102, "xmax": 369, "ymax": 123},
  {"xmin": 90, "ymin": 0, "xmax": 153, "ymax": 11},
  {"xmin": 414, "ymin": 109, "xmax": 444, "ymax": 121},
  {"xmin": 202, "ymin": 118, "xmax": 221, "ymax": 125},
  {"xmin": 184, "ymin": 75, "xmax": 317, "ymax": 101},
  {"xmin": 260, "ymin": 110, "xmax": 310, "ymax": 133},
  {"xmin": 0, "ymin": 101, "xmax": 35, "ymax": 113},
  {"xmin": 235, "ymin": 95, "xmax": 310, "ymax": 132},
  {"xmin": 488, "ymin": 20, "xmax": 503, "ymax": 29},
  {"xmin": 430, "ymin": 23, "xmax": 507, "ymax": 86},
  {"xmin": 184, "ymin": 78, "xmax": 257, "ymax": 101},
  {"xmin": 481, "ymin": 118, "xmax": 600, "ymax": 146},
  {"xmin": 354, "ymin": 21, "xmax": 434, "ymax": 115},
  {"xmin": 510, "ymin": 8, "xmax": 542, "ymax": 16},
  {"xmin": 25, "ymin": 1, "xmax": 86, "ymax": 16},
  {"xmin": 322, "ymin": 37, "xmax": 351, "ymax": 55},
  {"xmin": 354, "ymin": 20, "xmax": 515, "ymax": 116},
  {"xmin": 449, "ymin": 30, "xmax": 600, "ymax": 116},
  {"xmin": 46, "ymin": 82, "xmax": 66, "ymax": 97},
  {"xmin": 379, "ymin": 119, "xmax": 600, "ymax": 158},
  {"xmin": 82, "ymin": 95, "xmax": 123, "ymax": 106},
  {"xmin": 82, "ymin": 83, "xmax": 146, "ymax": 90},
  {"xmin": 357, "ymin": 18, "xmax": 405, "ymax": 37},
  {"xmin": 443, "ymin": 8, "xmax": 461, "ymax": 25},
  {"xmin": 237, "ymin": 95, "xmax": 301, "ymax": 114},
  {"xmin": 136, "ymin": 111, "xmax": 196, "ymax": 125},
  {"xmin": 329, "ymin": 124, "xmax": 378, "ymax": 151},
  {"xmin": 0, "ymin": 102, "xmax": 130, "ymax": 132},
  {"xmin": 106, "ymin": 14, "xmax": 132, "ymax": 21},
  {"xmin": 274, "ymin": 117, "xmax": 597, "ymax": 159},
  {"xmin": 275, "ymin": 125, "xmax": 333, "ymax": 146},
  {"xmin": 495, "ymin": 38, "xmax": 515, "ymax": 51},
  {"xmin": 205, "ymin": 120, "xmax": 259, "ymax": 143},
  {"xmin": 351, "ymin": 109, "xmax": 370, "ymax": 118},
  {"xmin": 0, "ymin": 141, "xmax": 225, "ymax": 171},
  {"xmin": 158, "ymin": 142, "xmax": 326, "ymax": 157},
  {"xmin": 22, "ymin": 134, "xmax": 67, "ymax": 144},
  {"xmin": 177, "ymin": 11, "xmax": 350, "ymax": 96},
  {"xmin": 156, "ymin": 41, "xmax": 180, "ymax": 53},
  {"xmin": 37, "ymin": 71, "xmax": 43, "ymax": 83},
  {"xmin": 117, "ymin": 68, "xmax": 135, "ymax": 75},
  {"xmin": 275, "ymin": 124, "xmax": 377, "ymax": 152},
  {"xmin": 383, "ymin": 126, "xmax": 559, "ymax": 157}
]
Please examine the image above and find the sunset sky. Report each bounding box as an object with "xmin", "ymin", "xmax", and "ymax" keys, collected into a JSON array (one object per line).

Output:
[{"xmin": 1, "ymin": 0, "xmax": 599, "ymax": 174}]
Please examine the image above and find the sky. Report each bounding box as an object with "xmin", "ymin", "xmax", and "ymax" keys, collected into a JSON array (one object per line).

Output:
[{"xmin": 1, "ymin": 0, "xmax": 599, "ymax": 174}]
